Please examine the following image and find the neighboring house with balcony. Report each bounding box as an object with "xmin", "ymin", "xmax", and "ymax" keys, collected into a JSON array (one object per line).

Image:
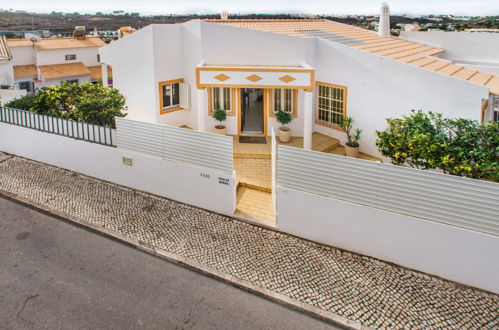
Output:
[
  {"xmin": 7, "ymin": 32, "xmax": 111, "ymax": 94},
  {"xmin": 100, "ymin": 9, "xmax": 499, "ymax": 157}
]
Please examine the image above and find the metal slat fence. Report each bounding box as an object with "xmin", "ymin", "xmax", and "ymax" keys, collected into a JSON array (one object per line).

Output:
[
  {"xmin": 0, "ymin": 107, "xmax": 115, "ymax": 147},
  {"xmin": 116, "ymin": 117, "xmax": 233, "ymax": 175},
  {"xmin": 278, "ymin": 146, "xmax": 499, "ymax": 237}
]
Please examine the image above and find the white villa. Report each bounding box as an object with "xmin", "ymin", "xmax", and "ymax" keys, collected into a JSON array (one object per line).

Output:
[
  {"xmin": 5, "ymin": 29, "xmax": 110, "ymax": 94},
  {"xmin": 97, "ymin": 7, "xmax": 497, "ymax": 157}
]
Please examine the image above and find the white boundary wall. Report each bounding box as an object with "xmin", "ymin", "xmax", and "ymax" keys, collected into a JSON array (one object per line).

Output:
[
  {"xmin": 276, "ymin": 146, "xmax": 499, "ymax": 293},
  {"xmin": 0, "ymin": 122, "xmax": 236, "ymax": 216}
]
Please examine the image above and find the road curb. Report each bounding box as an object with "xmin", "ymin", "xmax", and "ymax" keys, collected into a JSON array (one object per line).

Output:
[{"xmin": 0, "ymin": 189, "xmax": 366, "ymax": 330}]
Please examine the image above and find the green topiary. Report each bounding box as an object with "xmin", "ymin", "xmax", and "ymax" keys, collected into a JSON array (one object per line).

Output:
[
  {"xmin": 212, "ymin": 108, "xmax": 227, "ymax": 128},
  {"xmin": 276, "ymin": 110, "xmax": 292, "ymax": 130}
]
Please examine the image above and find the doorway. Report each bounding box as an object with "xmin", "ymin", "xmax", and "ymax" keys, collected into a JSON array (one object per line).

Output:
[{"xmin": 240, "ymin": 88, "xmax": 264, "ymax": 134}]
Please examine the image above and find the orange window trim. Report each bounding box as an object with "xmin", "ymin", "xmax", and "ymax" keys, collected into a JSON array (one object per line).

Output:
[
  {"xmin": 315, "ymin": 81, "xmax": 348, "ymax": 128},
  {"xmin": 268, "ymin": 89, "xmax": 298, "ymax": 118},
  {"xmin": 159, "ymin": 78, "xmax": 184, "ymax": 115},
  {"xmin": 207, "ymin": 87, "xmax": 236, "ymax": 116}
]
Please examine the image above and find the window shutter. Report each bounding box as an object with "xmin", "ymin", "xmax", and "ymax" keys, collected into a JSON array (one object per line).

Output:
[{"xmin": 179, "ymin": 83, "xmax": 190, "ymax": 109}]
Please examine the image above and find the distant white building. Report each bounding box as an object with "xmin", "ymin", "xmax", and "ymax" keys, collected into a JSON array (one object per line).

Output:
[
  {"xmin": 100, "ymin": 6, "xmax": 499, "ymax": 157},
  {"xmin": 7, "ymin": 30, "xmax": 111, "ymax": 94}
]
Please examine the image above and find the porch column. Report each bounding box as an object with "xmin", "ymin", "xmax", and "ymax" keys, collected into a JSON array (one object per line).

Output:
[
  {"xmin": 101, "ymin": 63, "xmax": 108, "ymax": 87},
  {"xmin": 303, "ymin": 90, "xmax": 313, "ymax": 150},
  {"xmin": 197, "ymin": 88, "xmax": 206, "ymax": 132}
]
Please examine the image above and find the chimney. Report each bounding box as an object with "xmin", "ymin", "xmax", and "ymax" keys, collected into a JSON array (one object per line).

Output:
[
  {"xmin": 221, "ymin": 10, "xmax": 228, "ymax": 20},
  {"xmin": 378, "ymin": 3, "xmax": 390, "ymax": 37},
  {"xmin": 73, "ymin": 26, "xmax": 86, "ymax": 39}
]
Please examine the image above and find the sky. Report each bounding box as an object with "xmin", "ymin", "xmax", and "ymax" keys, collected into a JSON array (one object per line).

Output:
[{"xmin": 1, "ymin": 0, "xmax": 499, "ymax": 16}]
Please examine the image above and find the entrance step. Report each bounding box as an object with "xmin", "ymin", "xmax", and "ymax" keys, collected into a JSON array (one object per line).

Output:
[
  {"xmin": 234, "ymin": 158, "xmax": 272, "ymax": 192},
  {"xmin": 312, "ymin": 132, "xmax": 340, "ymax": 153},
  {"xmin": 235, "ymin": 186, "xmax": 275, "ymax": 227}
]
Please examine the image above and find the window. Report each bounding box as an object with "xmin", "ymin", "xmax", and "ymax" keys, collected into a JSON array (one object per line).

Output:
[
  {"xmin": 97, "ymin": 54, "xmax": 100, "ymax": 62},
  {"xmin": 65, "ymin": 54, "xmax": 76, "ymax": 60},
  {"xmin": 272, "ymin": 89, "xmax": 296, "ymax": 116},
  {"xmin": 316, "ymin": 82, "xmax": 347, "ymax": 128},
  {"xmin": 62, "ymin": 79, "xmax": 79, "ymax": 85},
  {"xmin": 18, "ymin": 81, "xmax": 33, "ymax": 93},
  {"xmin": 209, "ymin": 87, "xmax": 233, "ymax": 114},
  {"xmin": 158, "ymin": 79, "xmax": 188, "ymax": 114}
]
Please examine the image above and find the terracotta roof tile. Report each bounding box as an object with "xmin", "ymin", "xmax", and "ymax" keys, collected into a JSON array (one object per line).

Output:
[
  {"xmin": 7, "ymin": 37, "xmax": 105, "ymax": 50},
  {"xmin": 38, "ymin": 62, "xmax": 91, "ymax": 80},
  {"xmin": 13, "ymin": 64, "xmax": 37, "ymax": 78},
  {"xmin": 206, "ymin": 19, "xmax": 499, "ymax": 95}
]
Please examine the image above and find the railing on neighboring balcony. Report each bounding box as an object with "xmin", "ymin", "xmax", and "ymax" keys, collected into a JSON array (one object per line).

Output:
[{"xmin": 0, "ymin": 106, "xmax": 116, "ymax": 147}]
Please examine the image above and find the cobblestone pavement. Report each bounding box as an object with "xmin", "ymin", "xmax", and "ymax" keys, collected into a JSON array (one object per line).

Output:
[{"xmin": 1, "ymin": 155, "xmax": 498, "ymax": 329}]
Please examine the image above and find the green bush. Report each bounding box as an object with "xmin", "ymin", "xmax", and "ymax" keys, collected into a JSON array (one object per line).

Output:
[
  {"xmin": 376, "ymin": 110, "xmax": 498, "ymax": 180},
  {"xmin": 5, "ymin": 82, "xmax": 127, "ymax": 128},
  {"xmin": 4, "ymin": 94, "xmax": 37, "ymax": 110},
  {"xmin": 212, "ymin": 108, "xmax": 227, "ymax": 128},
  {"xmin": 275, "ymin": 110, "xmax": 292, "ymax": 129}
]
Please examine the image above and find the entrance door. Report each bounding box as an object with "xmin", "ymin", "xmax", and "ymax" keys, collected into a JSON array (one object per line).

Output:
[{"xmin": 241, "ymin": 88, "xmax": 264, "ymax": 134}]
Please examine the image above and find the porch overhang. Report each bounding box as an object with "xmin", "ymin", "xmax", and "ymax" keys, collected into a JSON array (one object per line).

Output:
[{"xmin": 196, "ymin": 65, "xmax": 315, "ymax": 91}]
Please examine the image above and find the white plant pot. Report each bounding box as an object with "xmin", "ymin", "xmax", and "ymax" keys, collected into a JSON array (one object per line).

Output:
[
  {"xmin": 279, "ymin": 127, "xmax": 291, "ymax": 143},
  {"xmin": 345, "ymin": 144, "xmax": 360, "ymax": 158},
  {"xmin": 213, "ymin": 125, "xmax": 226, "ymax": 135}
]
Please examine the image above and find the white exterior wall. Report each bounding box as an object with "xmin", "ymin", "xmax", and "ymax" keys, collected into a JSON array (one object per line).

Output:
[
  {"xmin": 277, "ymin": 186, "xmax": 499, "ymax": 294},
  {"xmin": 0, "ymin": 61, "xmax": 14, "ymax": 86},
  {"xmin": 200, "ymin": 22, "xmax": 313, "ymax": 135},
  {"xmin": 400, "ymin": 31, "xmax": 499, "ymax": 75},
  {"xmin": 0, "ymin": 89, "xmax": 26, "ymax": 105},
  {"xmin": 0, "ymin": 122, "xmax": 236, "ymax": 216},
  {"xmin": 102, "ymin": 21, "xmax": 490, "ymax": 154},
  {"xmin": 100, "ymin": 26, "xmax": 157, "ymax": 123},
  {"xmin": 400, "ymin": 31, "xmax": 499, "ymax": 64},
  {"xmin": 151, "ymin": 24, "xmax": 189, "ymax": 127},
  {"xmin": 36, "ymin": 47, "xmax": 100, "ymax": 67},
  {"xmin": 311, "ymin": 39, "xmax": 489, "ymax": 157},
  {"xmin": 10, "ymin": 46, "xmax": 35, "ymax": 66}
]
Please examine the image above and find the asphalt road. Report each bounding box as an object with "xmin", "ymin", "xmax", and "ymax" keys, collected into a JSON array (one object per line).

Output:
[{"xmin": 0, "ymin": 197, "xmax": 338, "ymax": 330}]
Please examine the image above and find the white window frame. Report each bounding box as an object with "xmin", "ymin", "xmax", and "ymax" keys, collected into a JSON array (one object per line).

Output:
[
  {"xmin": 211, "ymin": 87, "xmax": 232, "ymax": 113},
  {"xmin": 272, "ymin": 89, "xmax": 294, "ymax": 115},
  {"xmin": 316, "ymin": 83, "xmax": 347, "ymax": 128}
]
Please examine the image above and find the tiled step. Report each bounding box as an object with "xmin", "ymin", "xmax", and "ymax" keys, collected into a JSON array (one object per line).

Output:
[
  {"xmin": 235, "ymin": 186, "xmax": 275, "ymax": 226},
  {"xmin": 312, "ymin": 132, "xmax": 340, "ymax": 153}
]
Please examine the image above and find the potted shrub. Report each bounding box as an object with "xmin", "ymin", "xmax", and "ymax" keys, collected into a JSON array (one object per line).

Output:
[
  {"xmin": 340, "ymin": 116, "xmax": 362, "ymax": 158},
  {"xmin": 212, "ymin": 108, "xmax": 227, "ymax": 135},
  {"xmin": 276, "ymin": 110, "xmax": 292, "ymax": 143}
]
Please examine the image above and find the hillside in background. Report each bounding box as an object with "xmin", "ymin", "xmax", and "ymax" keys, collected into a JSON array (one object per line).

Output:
[{"xmin": 1, "ymin": 10, "xmax": 497, "ymax": 36}]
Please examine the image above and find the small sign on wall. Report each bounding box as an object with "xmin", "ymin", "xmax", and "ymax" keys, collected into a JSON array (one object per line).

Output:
[{"xmin": 122, "ymin": 156, "xmax": 133, "ymax": 166}]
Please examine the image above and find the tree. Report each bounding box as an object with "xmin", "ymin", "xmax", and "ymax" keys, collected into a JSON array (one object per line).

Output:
[
  {"xmin": 5, "ymin": 82, "xmax": 127, "ymax": 127},
  {"xmin": 376, "ymin": 110, "xmax": 498, "ymax": 181}
]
